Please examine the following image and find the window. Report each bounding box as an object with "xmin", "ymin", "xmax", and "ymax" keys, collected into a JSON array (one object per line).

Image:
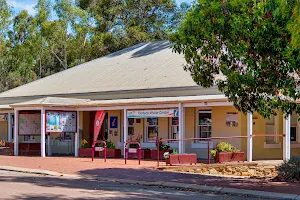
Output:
[
  {"xmin": 145, "ymin": 118, "xmax": 158, "ymax": 142},
  {"xmin": 196, "ymin": 110, "xmax": 212, "ymax": 140},
  {"xmin": 170, "ymin": 117, "xmax": 179, "ymax": 140},
  {"xmin": 291, "ymin": 126, "xmax": 297, "ymax": 142},
  {"xmin": 128, "ymin": 118, "xmax": 134, "ymax": 136},
  {"xmin": 265, "ymin": 115, "xmax": 277, "ymax": 144}
]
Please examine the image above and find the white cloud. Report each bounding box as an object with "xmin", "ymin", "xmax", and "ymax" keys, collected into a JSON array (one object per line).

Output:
[{"xmin": 7, "ymin": 0, "xmax": 36, "ymax": 16}]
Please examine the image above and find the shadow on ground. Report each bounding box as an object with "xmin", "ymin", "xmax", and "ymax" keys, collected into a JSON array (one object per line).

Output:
[{"xmin": 77, "ymin": 167, "xmax": 300, "ymax": 195}]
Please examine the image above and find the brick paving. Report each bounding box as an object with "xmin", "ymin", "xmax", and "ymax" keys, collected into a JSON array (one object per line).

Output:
[{"xmin": 0, "ymin": 155, "xmax": 299, "ymax": 195}]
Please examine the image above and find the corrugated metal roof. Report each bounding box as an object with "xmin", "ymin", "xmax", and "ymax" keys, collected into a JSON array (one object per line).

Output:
[
  {"xmin": 9, "ymin": 95, "xmax": 228, "ymax": 108},
  {"xmin": 0, "ymin": 105, "xmax": 12, "ymax": 110},
  {"xmin": 10, "ymin": 97, "xmax": 91, "ymax": 107},
  {"xmin": 82, "ymin": 95, "xmax": 228, "ymax": 107},
  {"xmin": 0, "ymin": 40, "xmax": 197, "ymax": 98}
]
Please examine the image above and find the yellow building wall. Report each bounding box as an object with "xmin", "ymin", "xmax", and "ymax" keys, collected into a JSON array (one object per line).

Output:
[
  {"xmin": 82, "ymin": 111, "xmax": 90, "ymax": 145},
  {"xmin": 0, "ymin": 121, "xmax": 8, "ymax": 141},
  {"xmin": 107, "ymin": 110, "xmax": 122, "ymax": 145},
  {"xmin": 251, "ymin": 112, "xmax": 283, "ymax": 160},
  {"xmin": 185, "ymin": 106, "xmax": 243, "ymax": 158}
]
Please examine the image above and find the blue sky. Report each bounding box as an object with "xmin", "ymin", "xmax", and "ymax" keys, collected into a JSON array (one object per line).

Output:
[{"xmin": 7, "ymin": 0, "xmax": 194, "ymax": 16}]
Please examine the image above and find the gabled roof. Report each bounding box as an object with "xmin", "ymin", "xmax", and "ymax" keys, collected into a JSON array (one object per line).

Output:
[
  {"xmin": 0, "ymin": 40, "xmax": 197, "ymax": 99},
  {"xmin": 10, "ymin": 97, "xmax": 91, "ymax": 107}
]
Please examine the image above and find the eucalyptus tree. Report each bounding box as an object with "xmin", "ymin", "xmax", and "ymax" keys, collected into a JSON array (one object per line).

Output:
[{"xmin": 171, "ymin": 0, "xmax": 300, "ymax": 117}]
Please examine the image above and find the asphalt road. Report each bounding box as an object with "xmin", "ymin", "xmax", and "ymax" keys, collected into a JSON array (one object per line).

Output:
[{"xmin": 0, "ymin": 170, "xmax": 268, "ymax": 200}]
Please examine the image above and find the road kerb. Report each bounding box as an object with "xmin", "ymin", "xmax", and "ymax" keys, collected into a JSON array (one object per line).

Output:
[
  {"xmin": 0, "ymin": 165, "xmax": 299, "ymax": 200},
  {"xmin": 185, "ymin": 184, "xmax": 223, "ymax": 193},
  {"xmin": 220, "ymin": 187, "xmax": 298, "ymax": 200}
]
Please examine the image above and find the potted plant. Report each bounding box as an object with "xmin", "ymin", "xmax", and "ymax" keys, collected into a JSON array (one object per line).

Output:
[
  {"xmin": 127, "ymin": 135, "xmax": 151, "ymax": 159},
  {"xmin": 210, "ymin": 142, "xmax": 244, "ymax": 163},
  {"xmin": 79, "ymin": 139, "xmax": 92, "ymax": 157},
  {"xmin": 151, "ymin": 138, "xmax": 172, "ymax": 160},
  {"xmin": 97, "ymin": 141, "xmax": 121, "ymax": 158}
]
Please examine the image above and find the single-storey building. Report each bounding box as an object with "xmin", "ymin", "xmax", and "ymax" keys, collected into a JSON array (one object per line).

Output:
[{"xmin": 0, "ymin": 40, "xmax": 297, "ymax": 161}]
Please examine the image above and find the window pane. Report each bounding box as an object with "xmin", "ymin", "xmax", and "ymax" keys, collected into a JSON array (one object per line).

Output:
[
  {"xmin": 128, "ymin": 127, "xmax": 134, "ymax": 136},
  {"xmin": 172, "ymin": 117, "xmax": 178, "ymax": 125},
  {"xmin": 199, "ymin": 112, "xmax": 212, "ymax": 125},
  {"xmin": 128, "ymin": 118, "xmax": 134, "ymax": 126},
  {"xmin": 147, "ymin": 118, "xmax": 158, "ymax": 126},
  {"xmin": 147, "ymin": 126, "xmax": 158, "ymax": 141},
  {"xmin": 291, "ymin": 127, "xmax": 297, "ymax": 142},
  {"xmin": 171, "ymin": 126, "xmax": 179, "ymax": 139}
]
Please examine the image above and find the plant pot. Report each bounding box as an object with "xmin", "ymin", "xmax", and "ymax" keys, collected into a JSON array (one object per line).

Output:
[
  {"xmin": 79, "ymin": 148, "xmax": 93, "ymax": 157},
  {"xmin": 216, "ymin": 152, "xmax": 245, "ymax": 163},
  {"xmin": 127, "ymin": 149, "xmax": 151, "ymax": 159},
  {"xmin": 166, "ymin": 153, "xmax": 197, "ymax": 166},
  {"xmin": 166, "ymin": 154, "xmax": 197, "ymax": 166},
  {"xmin": 98, "ymin": 148, "xmax": 122, "ymax": 158},
  {"xmin": 151, "ymin": 150, "xmax": 173, "ymax": 160}
]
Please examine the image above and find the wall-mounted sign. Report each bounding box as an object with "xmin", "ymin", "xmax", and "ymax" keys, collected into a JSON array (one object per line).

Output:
[
  {"xmin": 127, "ymin": 109, "xmax": 178, "ymax": 118},
  {"xmin": 46, "ymin": 111, "xmax": 77, "ymax": 133},
  {"xmin": 19, "ymin": 113, "xmax": 41, "ymax": 135},
  {"xmin": 110, "ymin": 116, "xmax": 118, "ymax": 128},
  {"xmin": 0, "ymin": 114, "xmax": 8, "ymax": 121},
  {"xmin": 226, "ymin": 112, "xmax": 238, "ymax": 127}
]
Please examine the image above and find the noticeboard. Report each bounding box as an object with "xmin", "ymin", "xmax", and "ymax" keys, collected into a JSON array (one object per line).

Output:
[
  {"xmin": 46, "ymin": 111, "xmax": 77, "ymax": 133},
  {"xmin": 19, "ymin": 113, "xmax": 41, "ymax": 135}
]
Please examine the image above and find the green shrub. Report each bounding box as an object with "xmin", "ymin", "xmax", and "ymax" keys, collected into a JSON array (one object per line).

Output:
[
  {"xmin": 97, "ymin": 141, "xmax": 115, "ymax": 149},
  {"xmin": 277, "ymin": 157, "xmax": 300, "ymax": 181},
  {"xmin": 210, "ymin": 142, "xmax": 240, "ymax": 159}
]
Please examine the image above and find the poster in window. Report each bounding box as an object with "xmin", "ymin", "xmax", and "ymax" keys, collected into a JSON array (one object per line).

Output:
[
  {"xmin": 114, "ymin": 129, "xmax": 118, "ymax": 136},
  {"xmin": 110, "ymin": 116, "xmax": 118, "ymax": 128},
  {"xmin": 226, "ymin": 112, "xmax": 238, "ymax": 127}
]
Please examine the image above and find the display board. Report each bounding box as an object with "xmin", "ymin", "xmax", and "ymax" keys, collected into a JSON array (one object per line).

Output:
[
  {"xmin": 46, "ymin": 111, "xmax": 77, "ymax": 133},
  {"xmin": 19, "ymin": 113, "xmax": 41, "ymax": 135}
]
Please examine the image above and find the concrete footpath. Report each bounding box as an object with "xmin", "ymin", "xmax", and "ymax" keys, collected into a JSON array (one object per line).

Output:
[{"xmin": 0, "ymin": 165, "xmax": 299, "ymax": 200}]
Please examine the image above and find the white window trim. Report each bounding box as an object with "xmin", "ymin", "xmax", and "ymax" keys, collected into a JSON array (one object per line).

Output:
[
  {"xmin": 191, "ymin": 141, "xmax": 214, "ymax": 149},
  {"xmin": 264, "ymin": 142, "xmax": 281, "ymax": 149},
  {"xmin": 264, "ymin": 115, "xmax": 279, "ymax": 147},
  {"xmin": 195, "ymin": 108, "xmax": 212, "ymax": 142},
  {"xmin": 169, "ymin": 117, "xmax": 178, "ymax": 142},
  {"xmin": 144, "ymin": 118, "xmax": 158, "ymax": 143}
]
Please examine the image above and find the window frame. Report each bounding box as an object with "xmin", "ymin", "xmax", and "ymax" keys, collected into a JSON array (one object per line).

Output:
[
  {"xmin": 169, "ymin": 117, "xmax": 179, "ymax": 142},
  {"xmin": 265, "ymin": 115, "xmax": 279, "ymax": 144},
  {"xmin": 195, "ymin": 109, "xmax": 212, "ymax": 143},
  {"xmin": 144, "ymin": 118, "xmax": 158, "ymax": 142}
]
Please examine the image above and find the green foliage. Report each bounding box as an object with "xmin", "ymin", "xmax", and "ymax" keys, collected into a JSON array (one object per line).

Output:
[
  {"xmin": 172, "ymin": 149, "xmax": 178, "ymax": 155},
  {"xmin": 97, "ymin": 141, "xmax": 115, "ymax": 149},
  {"xmin": 277, "ymin": 157, "xmax": 300, "ymax": 181},
  {"xmin": 80, "ymin": 139, "xmax": 89, "ymax": 148},
  {"xmin": 210, "ymin": 142, "xmax": 240, "ymax": 159},
  {"xmin": 0, "ymin": 0, "xmax": 190, "ymax": 93},
  {"xmin": 171, "ymin": 0, "xmax": 300, "ymax": 118},
  {"xmin": 156, "ymin": 138, "xmax": 171, "ymax": 151}
]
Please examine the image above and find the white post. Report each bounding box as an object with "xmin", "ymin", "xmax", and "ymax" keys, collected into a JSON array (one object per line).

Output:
[
  {"xmin": 41, "ymin": 108, "xmax": 46, "ymax": 157},
  {"xmin": 247, "ymin": 112, "xmax": 253, "ymax": 162},
  {"xmin": 8, "ymin": 113, "xmax": 12, "ymax": 142},
  {"xmin": 178, "ymin": 103, "xmax": 184, "ymax": 154},
  {"xmin": 74, "ymin": 111, "xmax": 80, "ymax": 157},
  {"xmin": 283, "ymin": 114, "xmax": 291, "ymax": 161},
  {"xmin": 14, "ymin": 110, "xmax": 19, "ymax": 156},
  {"xmin": 47, "ymin": 134, "xmax": 52, "ymax": 156},
  {"xmin": 123, "ymin": 109, "xmax": 128, "ymax": 158}
]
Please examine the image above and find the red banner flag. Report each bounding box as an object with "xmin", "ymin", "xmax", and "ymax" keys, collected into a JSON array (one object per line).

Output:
[{"xmin": 93, "ymin": 110, "xmax": 106, "ymax": 145}]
